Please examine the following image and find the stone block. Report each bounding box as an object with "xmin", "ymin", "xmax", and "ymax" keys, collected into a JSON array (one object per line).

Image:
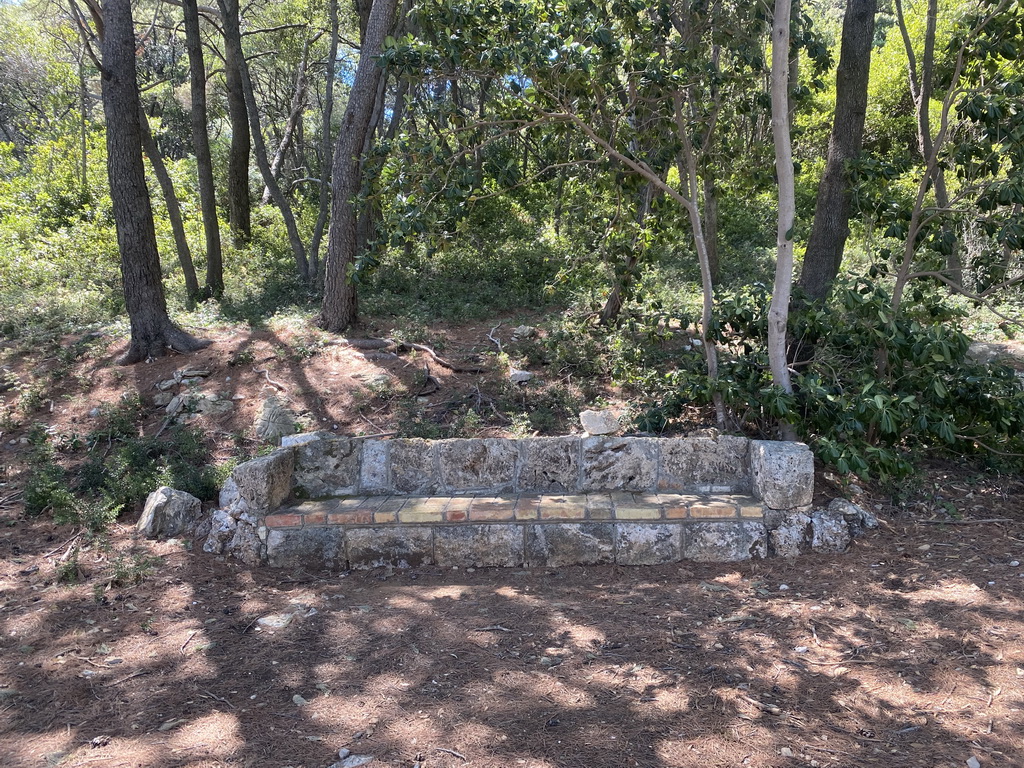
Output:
[
  {"xmin": 137, "ymin": 486, "xmax": 201, "ymax": 539},
  {"xmin": 658, "ymin": 436, "xmax": 751, "ymax": 492},
  {"xmin": 750, "ymin": 440, "xmax": 814, "ymax": 509},
  {"xmin": 579, "ymin": 409, "xmax": 620, "ymax": 435},
  {"xmin": 684, "ymin": 521, "xmax": 767, "ymax": 562},
  {"xmin": 390, "ymin": 439, "xmax": 439, "ymax": 494},
  {"xmin": 616, "ymin": 523, "xmax": 681, "ymax": 565},
  {"xmin": 229, "ymin": 449, "xmax": 294, "ymax": 516},
  {"xmin": 438, "ymin": 439, "xmax": 518, "ymax": 493},
  {"xmin": 266, "ymin": 526, "xmax": 346, "ymax": 569},
  {"xmin": 293, "ymin": 436, "xmax": 361, "ymax": 497},
  {"xmin": 359, "ymin": 440, "xmax": 391, "ymax": 494},
  {"xmin": 434, "ymin": 524, "xmax": 524, "ymax": 567},
  {"xmin": 768, "ymin": 512, "xmax": 811, "ymax": 558},
  {"xmin": 525, "ymin": 523, "xmax": 615, "ymax": 567},
  {"xmin": 811, "ymin": 509, "xmax": 851, "ymax": 553},
  {"xmin": 517, "ymin": 437, "xmax": 580, "ymax": 493},
  {"xmin": 539, "ymin": 495, "xmax": 587, "ymax": 520},
  {"xmin": 581, "ymin": 437, "xmax": 658, "ymax": 492},
  {"xmin": 346, "ymin": 527, "xmax": 434, "ymax": 569}
]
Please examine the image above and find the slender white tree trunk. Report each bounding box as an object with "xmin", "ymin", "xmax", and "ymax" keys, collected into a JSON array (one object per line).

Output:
[{"xmin": 770, "ymin": 0, "xmax": 797, "ymax": 440}]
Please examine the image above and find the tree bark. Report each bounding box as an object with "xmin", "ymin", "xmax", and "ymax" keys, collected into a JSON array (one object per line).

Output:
[
  {"xmin": 318, "ymin": 0, "xmax": 398, "ymax": 332},
  {"xmin": 797, "ymin": 0, "xmax": 877, "ymax": 301},
  {"xmin": 139, "ymin": 107, "xmax": 201, "ymax": 302},
  {"xmin": 599, "ymin": 184, "xmax": 653, "ymax": 325},
  {"xmin": 309, "ymin": 0, "xmax": 341, "ymax": 281},
  {"xmin": 217, "ymin": 0, "xmax": 309, "ymax": 280},
  {"xmin": 101, "ymin": 0, "xmax": 209, "ymax": 364},
  {"xmin": 182, "ymin": 0, "xmax": 224, "ymax": 296},
  {"xmin": 221, "ymin": 0, "xmax": 251, "ymax": 245},
  {"xmin": 261, "ymin": 34, "xmax": 314, "ymax": 205},
  {"xmin": 770, "ymin": 0, "xmax": 798, "ymax": 441},
  {"xmin": 895, "ymin": 0, "xmax": 962, "ymax": 288}
]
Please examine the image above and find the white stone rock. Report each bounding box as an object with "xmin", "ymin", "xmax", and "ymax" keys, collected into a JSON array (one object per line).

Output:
[
  {"xmin": 136, "ymin": 487, "xmax": 201, "ymax": 539},
  {"xmin": 579, "ymin": 409, "xmax": 620, "ymax": 435},
  {"xmin": 750, "ymin": 440, "xmax": 814, "ymax": 509},
  {"xmin": 509, "ymin": 369, "xmax": 534, "ymax": 383},
  {"xmin": 512, "ymin": 325, "xmax": 536, "ymax": 339}
]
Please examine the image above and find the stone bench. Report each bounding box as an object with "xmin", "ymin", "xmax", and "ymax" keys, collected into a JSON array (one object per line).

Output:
[{"xmin": 201, "ymin": 433, "xmax": 845, "ymax": 569}]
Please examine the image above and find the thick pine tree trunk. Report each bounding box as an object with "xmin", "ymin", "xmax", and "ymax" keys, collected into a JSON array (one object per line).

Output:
[
  {"xmin": 797, "ymin": 0, "xmax": 877, "ymax": 301},
  {"xmin": 318, "ymin": 0, "xmax": 398, "ymax": 332},
  {"xmin": 101, "ymin": 0, "xmax": 209, "ymax": 364},
  {"xmin": 221, "ymin": 0, "xmax": 251, "ymax": 245},
  {"xmin": 182, "ymin": 0, "xmax": 224, "ymax": 296}
]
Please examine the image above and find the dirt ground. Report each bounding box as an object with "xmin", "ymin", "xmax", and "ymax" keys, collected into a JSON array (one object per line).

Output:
[{"xmin": 0, "ymin": 322, "xmax": 1023, "ymax": 768}]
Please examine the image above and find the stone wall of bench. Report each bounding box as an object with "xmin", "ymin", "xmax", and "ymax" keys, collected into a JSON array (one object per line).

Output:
[{"xmin": 199, "ymin": 432, "xmax": 864, "ymax": 570}]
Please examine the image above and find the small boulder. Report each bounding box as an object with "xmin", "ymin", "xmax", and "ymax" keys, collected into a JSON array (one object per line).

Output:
[
  {"xmin": 811, "ymin": 509, "xmax": 852, "ymax": 553},
  {"xmin": 137, "ymin": 487, "xmax": 201, "ymax": 539},
  {"xmin": 828, "ymin": 497, "xmax": 879, "ymax": 532},
  {"xmin": 579, "ymin": 409, "xmax": 619, "ymax": 435},
  {"xmin": 512, "ymin": 325, "xmax": 537, "ymax": 340},
  {"xmin": 509, "ymin": 369, "xmax": 534, "ymax": 384}
]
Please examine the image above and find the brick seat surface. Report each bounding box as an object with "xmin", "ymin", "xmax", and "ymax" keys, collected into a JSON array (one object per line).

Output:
[
  {"xmin": 267, "ymin": 492, "xmax": 764, "ymax": 528},
  {"xmin": 261, "ymin": 493, "xmax": 769, "ymax": 570}
]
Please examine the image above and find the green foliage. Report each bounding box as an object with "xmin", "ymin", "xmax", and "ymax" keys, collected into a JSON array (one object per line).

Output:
[
  {"xmin": 362, "ymin": 196, "xmax": 565, "ymax": 320},
  {"xmin": 19, "ymin": 396, "xmax": 220, "ymax": 534}
]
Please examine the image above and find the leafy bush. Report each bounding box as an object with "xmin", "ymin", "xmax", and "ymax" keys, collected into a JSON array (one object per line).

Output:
[{"xmin": 644, "ymin": 276, "xmax": 1024, "ymax": 479}]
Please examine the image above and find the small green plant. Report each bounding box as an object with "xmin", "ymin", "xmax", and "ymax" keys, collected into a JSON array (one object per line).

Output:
[{"xmin": 56, "ymin": 547, "xmax": 81, "ymax": 584}]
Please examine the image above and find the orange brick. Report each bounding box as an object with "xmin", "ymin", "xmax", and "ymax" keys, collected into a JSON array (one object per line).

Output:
[
  {"xmin": 374, "ymin": 497, "xmax": 405, "ymax": 523},
  {"xmin": 374, "ymin": 510, "xmax": 398, "ymax": 523},
  {"xmin": 614, "ymin": 495, "xmax": 662, "ymax": 520},
  {"xmin": 327, "ymin": 511, "xmax": 372, "ymax": 525},
  {"xmin": 446, "ymin": 509, "xmax": 468, "ymax": 522},
  {"xmin": 586, "ymin": 494, "xmax": 614, "ymax": 520},
  {"xmin": 539, "ymin": 495, "xmax": 586, "ymax": 520},
  {"xmin": 469, "ymin": 497, "xmax": 516, "ymax": 521},
  {"xmin": 514, "ymin": 496, "xmax": 540, "ymax": 520},
  {"xmin": 303, "ymin": 511, "xmax": 328, "ymax": 525},
  {"xmin": 690, "ymin": 502, "xmax": 737, "ymax": 519},
  {"xmin": 664, "ymin": 504, "xmax": 689, "ymax": 519},
  {"xmin": 445, "ymin": 497, "xmax": 473, "ymax": 522},
  {"xmin": 399, "ymin": 498, "xmax": 446, "ymax": 523},
  {"xmin": 265, "ymin": 513, "xmax": 303, "ymax": 528},
  {"xmin": 661, "ymin": 494, "xmax": 699, "ymax": 519}
]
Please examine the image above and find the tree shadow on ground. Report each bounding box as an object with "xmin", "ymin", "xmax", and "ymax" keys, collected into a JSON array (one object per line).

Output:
[{"xmin": 2, "ymin": 512, "xmax": 1023, "ymax": 768}]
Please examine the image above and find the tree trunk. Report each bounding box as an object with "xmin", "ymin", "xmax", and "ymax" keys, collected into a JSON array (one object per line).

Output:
[
  {"xmin": 896, "ymin": 0, "xmax": 962, "ymax": 288},
  {"xmin": 261, "ymin": 35, "xmax": 313, "ymax": 205},
  {"xmin": 701, "ymin": 172, "xmax": 719, "ymax": 283},
  {"xmin": 101, "ymin": 0, "xmax": 209, "ymax": 364},
  {"xmin": 769, "ymin": 0, "xmax": 798, "ymax": 441},
  {"xmin": 309, "ymin": 0, "xmax": 341, "ymax": 281},
  {"xmin": 221, "ymin": 0, "xmax": 251, "ymax": 245},
  {"xmin": 182, "ymin": 0, "xmax": 224, "ymax": 296},
  {"xmin": 797, "ymin": 0, "xmax": 877, "ymax": 301},
  {"xmin": 217, "ymin": 0, "xmax": 309, "ymax": 280},
  {"xmin": 599, "ymin": 184, "xmax": 653, "ymax": 325},
  {"xmin": 318, "ymin": 0, "xmax": 398, "ymax": 332},
  {"xmin": 139, "ymin": 107, "xmax": 201, "ymax": 302}
]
